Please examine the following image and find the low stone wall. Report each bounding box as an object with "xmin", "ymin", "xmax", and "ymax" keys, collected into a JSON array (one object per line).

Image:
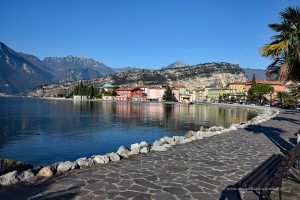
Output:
[{"xmin": 0, "ymin": 105, "xmax": 279, "ymax": 186}]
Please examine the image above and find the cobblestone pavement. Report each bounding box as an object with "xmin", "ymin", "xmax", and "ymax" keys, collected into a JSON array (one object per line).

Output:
[{"xmin": 1, "ymin": 109, "xmax": 300, "ymax": 200}]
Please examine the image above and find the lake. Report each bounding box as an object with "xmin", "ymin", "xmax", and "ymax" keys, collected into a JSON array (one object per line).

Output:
[{"xmin": 0, "ymin": 97, "xmax": 257, "ymax": 166}]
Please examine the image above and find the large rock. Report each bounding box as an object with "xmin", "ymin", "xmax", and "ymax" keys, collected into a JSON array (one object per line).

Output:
[
  {"xmin": 130, "ymin": 143, "xmax": 140, "ymax": 155},
  {"xmin": 18, "ymin": 169, "xmax": 35, "ymax": 181},
  {"xmin": 38, "ymin": 167, "xmax": 53, "ymax": 177},
  {"xmin": 140, "ymin": 146, "xmax": 150, "ymax": 154},
  {"xmin": 139, "ymin": 141, "xmax": 149, "ymax": 148},
  {"xmin": 93, "ymin": 155, "xmax": 109, "ymax": 164},
  {"xmin": 0, "ymin": 171, "xmax": 19, "ymax": 186},
  {"xmin": 117, "ymin": 146, "xmax": 131, "ymax": 158},
  {"xmin": 0, "ymin": 159, "xmax": 33, "ymax": 176},
  {"xmin": 57, "ymin": 161, "xmax": 78, "ymax": 172},
  {"xmin": 76, "ymin": 157, "xmax": 95, "ymax": 168},
  {"xmin": 0, "ymin": 169, "xmax": 35, "ymax": 186},
  {"xmin": 152, "ymin": 140, "xmax": 162, "ymax": 146},
  {"xmin": 107, "ymin": 153, "xmax": 120, "ymax": 162}
]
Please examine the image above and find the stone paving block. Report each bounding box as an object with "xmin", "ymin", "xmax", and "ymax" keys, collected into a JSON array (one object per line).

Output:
[
  {"xmin": 104, "ymin": 183, "xmax": 118, "ymax": 191},
  {"xmin": 197, "ymin": 174, "xmax": 222, "ymax": 186},
  {"xmin": 77, "ymin": 194, "xmax": 95, "ymax": 200},
  {"xmin": 132, "ymin": 193, "xmax": 152, "ymax": 200},
  {"xmin": 152, "ymin": 191, "xmax": 178, "ymax": 200},
  {"xmin": 191, "ymin": 192, "xmax": 218, "ymax": 200},
  {"xmin": 133, "ymin": 178, "xmax": 161, "ymax": 189},
  {"xmin": 106, "ymin": 191, "xmax": 120, "ymax": 199},
  {"xmin": 119, "ymin": 191, "xmax": 140, "ymax": 198},
  {"xmin": 127, "ymin": 184, "xmax": 149, "ymax": 192},
  {"xmin": 117, "ymin": 179, "xmax": 134, "ymax": 187},
  {"xmin": 197, "ymin": 180, "xmax": 219, "ymax": 190},
  {"xmin": 183, "ymin": 184, "xmax": 204, "ymax": 193},
  {"xmin": 75, "ymin": 189, "xmax": 91, "ymax": 197},
  {"xmin": 83, "ymin": 181, "xmax": 106, "ymax": 191},
  {"xmin": 162, "ymin": 187, "xmax": 188, "ymax": 195},
  {"xmin": 86, "ymin": 178, "xmax": 100, "ymax": 185}
]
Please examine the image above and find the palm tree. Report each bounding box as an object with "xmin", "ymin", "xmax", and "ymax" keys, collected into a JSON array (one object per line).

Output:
[{"xmin": 260, "ymin": 7, "xmax": 300, "ymax": 81}]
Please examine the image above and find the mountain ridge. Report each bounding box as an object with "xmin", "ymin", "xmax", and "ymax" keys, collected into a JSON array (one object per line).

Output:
[
  {"xmin": 0, "ymin": 42, "xmax": 53, "ymax": 94},
  {"xmin": 0, "ymin": 41, "xmax": 266, "ymax": 94}
]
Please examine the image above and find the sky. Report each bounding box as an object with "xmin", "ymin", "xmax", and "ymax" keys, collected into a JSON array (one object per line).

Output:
[{"xmin": 1, "ymin": 0, "xmax": 299, "ymax": 69}]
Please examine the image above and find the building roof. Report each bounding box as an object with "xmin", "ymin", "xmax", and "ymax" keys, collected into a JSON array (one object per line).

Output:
[
  {"xmin": 245, "ymin": 80, "xmax": 285, "ymax": 86},
  {"xmin": 170, "ymin": 84, "xmax": 186, "ymax": 88},
  {"xmin": 116, "ymin": 87, "xmax": 142, "ymax": 91},
  {"xmin": 229, "ymin": 81, "xmax": 246, "ymax": 85}
]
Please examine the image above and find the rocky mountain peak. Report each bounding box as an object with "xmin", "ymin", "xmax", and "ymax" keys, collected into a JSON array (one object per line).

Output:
[{"xmin": 162, "ymin": 60, "xmax": 189, "ymax": 69}]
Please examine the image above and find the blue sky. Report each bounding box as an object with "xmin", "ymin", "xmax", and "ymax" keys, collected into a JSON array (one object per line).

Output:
[{"xmin": 1, "ymin": 0, "xmax": 299, "ymax": 69}]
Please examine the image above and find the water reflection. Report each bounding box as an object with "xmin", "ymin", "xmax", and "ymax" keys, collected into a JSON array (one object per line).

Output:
[{"xmin": 0, "ymin": 97, "xmax": 256, "ymax": 166}]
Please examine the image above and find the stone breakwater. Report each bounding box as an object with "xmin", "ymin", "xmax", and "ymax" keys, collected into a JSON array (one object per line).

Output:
[{"xmin": 0, "ymin": 105, "xmax": 279, "ymax": 186}]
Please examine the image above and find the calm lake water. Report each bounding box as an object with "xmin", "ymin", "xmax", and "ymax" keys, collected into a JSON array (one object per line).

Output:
[{"xmin": 0, "ymin": 97, "xmax": 256, "ymax": 166}]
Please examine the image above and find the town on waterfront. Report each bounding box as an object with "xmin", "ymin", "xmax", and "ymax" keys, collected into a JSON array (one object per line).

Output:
[{"xmin": 28, "ymin": 77, "xmax": 300, "ymax": 110}]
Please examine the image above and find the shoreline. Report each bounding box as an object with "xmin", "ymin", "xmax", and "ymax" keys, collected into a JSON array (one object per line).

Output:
[{"xmin": 0, "ymin": 101, "xmax": 279, "ymax": 186}]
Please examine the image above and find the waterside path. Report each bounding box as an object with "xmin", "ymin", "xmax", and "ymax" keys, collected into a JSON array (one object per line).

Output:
[{"xmin": 1, "ymin": 109, "xmax": 300, "ymax": 200}]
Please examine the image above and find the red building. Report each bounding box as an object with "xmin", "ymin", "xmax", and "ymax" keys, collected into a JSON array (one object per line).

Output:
[
  {"xmin": 116, "ymin": 87, "xmax": 144, "ymax": 101},
  {"xmin": 244, "ymin": 80, "xmax": 286, "ymax": 105}
]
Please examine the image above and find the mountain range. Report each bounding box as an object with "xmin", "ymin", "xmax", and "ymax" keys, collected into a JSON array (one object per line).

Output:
[{"xmin": 0, "ymin": 42, "xmax": 266, "ymax": 94}]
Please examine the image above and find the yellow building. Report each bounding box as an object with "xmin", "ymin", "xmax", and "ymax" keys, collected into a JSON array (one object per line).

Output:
[
  {"xmin": 191, "ymin": 88, "xmax": 206, "ymax": 102},
  {"xmin": 229, "ymin": 81, "xmax": 245, "ymax": 94},
  {"xmin": 206, "ymin": 88, "xmax": 230, "ymax": 101}
]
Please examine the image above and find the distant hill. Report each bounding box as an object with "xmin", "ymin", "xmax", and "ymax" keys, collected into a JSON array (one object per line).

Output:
[
  {"xmin": 28, "ymin": 62, "xmax": 248, "ymax": 97},
  {"xmin": 0, "ymin": 42, "xmax": 53, "ymax": 94},
  {"xmin": 242, "ymin": 68, "xmax": 267, "ymax": 80},
  {"xmin": 162, "ymin": 60, "xmax": 189, "ymax": 69}
]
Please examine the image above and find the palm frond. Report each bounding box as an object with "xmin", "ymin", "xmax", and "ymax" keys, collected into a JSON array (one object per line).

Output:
[{"xmin": 280, "ymin": 7, "xmax": 300, "ymax": 23}]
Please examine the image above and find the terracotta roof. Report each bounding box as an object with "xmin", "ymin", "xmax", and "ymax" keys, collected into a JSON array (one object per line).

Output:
[
  {"xmin": 230, "ymin": 81, "xmax": 246, "ymax": 85},
  {"xmin": 245, "ymin": 80, "xmax": 285, "ymax": 85},
  {"xmin": 170, "ymin": 84, "xmax": 186, "ymax": 88}
]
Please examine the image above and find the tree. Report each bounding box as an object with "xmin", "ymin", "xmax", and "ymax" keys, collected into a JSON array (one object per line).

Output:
[
  {"xmin": 248, "ymin": 84, "xmax": 274, "ymax": 105},
  {"xmin": 89, "ymin": 85, "xmax": 94, "ymax": 99},
  {"xmin": 111, "ymin": 89, "xmax": 117, "ymax": 96},
  {"xmin": 260, "ymin": 6, "xmax": 300, "ymax": 81},
  {"xmin": 252, "ymin": 74, "xmax": 256, "ymax": 87},
  {"xmin": 162, "ymin": 85, "xmax": 173, "ymax": 102}
]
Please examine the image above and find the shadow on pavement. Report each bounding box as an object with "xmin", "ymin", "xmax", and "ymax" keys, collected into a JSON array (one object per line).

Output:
[
  {"xmin": 0, "ymin": 173, "xmax": 79, "ymax": 200},
  {"xmin": 245, "ymin": 125, "xmax": 294, "ymax": 154}
]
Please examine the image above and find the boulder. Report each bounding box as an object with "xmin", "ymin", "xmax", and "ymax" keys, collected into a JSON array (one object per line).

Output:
[
  {"xmin": 107, "ymin": 153, "xmax": 120, "ymax": 162},
  {"xmin": 152, "ymin": 140, "xmax": 162, "ymax": 146},
  {"xmin": 0, "ymin": 171, "xmax": 19, "ymax": 186},
  {"xmin": 117, "ymin": 146, "xmax": 131, "ymax": 158},
  {"xmin": 76, "ymin": 158, "xmax": 94, "ymax": 168},
  {"xmin": 93, "ymin": 155, "xmax": 109, "ymax": 164},
  {"xmin": 57, "ymin": 161, "xmax": 78, "ymax": 172},
  {"xmin": 139, "ymin": 141, "xmax": 149, "ymax": 148},
  {"xmin": 130, "ymin": 143, "xmax": 140, "ymax": 155},
  {"xmin": 150, "ymin": 146, "xmax": 167, "ymax": 152},
  {"xmin": 140, "ymin": 146, "xmax": 150, "ymax": 154},
  {"xmin": 185, "ymin": 131, "xmax": 194, "ymax": 138},
  {"xmin": 18, "ymin": 169, "xmax": 35, "ymax": 181},
  {"xmin": 38, "ymin": 166, "xmax": 53, "ymax": 177},
  {"xmin": 0, "ymin": 159, "xmax": 33, "ymax": 176}
]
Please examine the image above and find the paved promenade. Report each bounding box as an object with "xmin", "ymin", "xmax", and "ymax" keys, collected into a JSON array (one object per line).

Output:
[{"xmin": 1, "ymin": 109, "xmax": 300, "ymax": 200}]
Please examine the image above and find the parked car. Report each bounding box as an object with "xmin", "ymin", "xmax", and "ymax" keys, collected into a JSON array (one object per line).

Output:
[{"xmin": 296, "ymin": 104, "xmax": 300, "ymax": 111}]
